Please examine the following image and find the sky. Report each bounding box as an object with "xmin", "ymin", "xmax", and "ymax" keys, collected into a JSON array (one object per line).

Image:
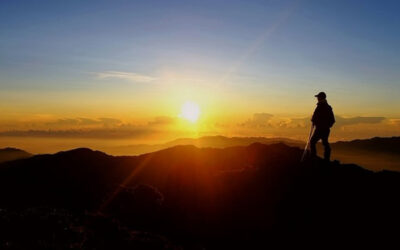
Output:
[{"xmin": 1, "ymin": 0, "xmax": 400, "ymax": 153}]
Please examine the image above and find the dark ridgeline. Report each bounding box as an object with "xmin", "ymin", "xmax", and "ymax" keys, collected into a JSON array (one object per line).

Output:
[
  {"xmin": 0, "ymin": 148, "xmax": 32, "ymax": 164},
  {"xmin": 0, "ymin": 143, "xmax": 399, "ymax": 249},
  {"xmin": 322, "ymin": 136, "xmax": 400, "ymax": 171}
]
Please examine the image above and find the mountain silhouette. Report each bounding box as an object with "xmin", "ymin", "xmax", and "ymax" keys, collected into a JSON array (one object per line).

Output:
[
  {"xmin": 333, "ymin": 136, "xmax": 400, "ymax": 154},
  {"xmin": 107, "ymin": 135, "xmax": 304, "ymax": 155},
  {"xmin": 0, "ymin": 143, "xmax": 399, "ymax": 248},
  {"xmin": 108, "ymin": 135, "xmax": 400, "ymax": 171},
  {"xmin": 327, "ymin": 136, "xmax": 400, "ymax": 171},
  {"xmin": 0, "ymin": 147, "xmax": 32, "ymax": 163}
]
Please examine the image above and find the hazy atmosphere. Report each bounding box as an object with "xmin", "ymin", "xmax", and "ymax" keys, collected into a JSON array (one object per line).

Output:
[
  {"xmin": 1, "ymin": 1, "xmax": 400, "ymax": 249},
  {"xmin": 1, "ymin": 0, "xmax": 400, "ymax": 154}
]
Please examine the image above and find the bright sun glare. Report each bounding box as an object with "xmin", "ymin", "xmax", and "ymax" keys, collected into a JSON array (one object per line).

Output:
[{"xmin": 180, "ymin": 101, "xmax": 200, "ymax": 123}]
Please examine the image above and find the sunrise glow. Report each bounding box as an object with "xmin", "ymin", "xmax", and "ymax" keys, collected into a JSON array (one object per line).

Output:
[{"xmin": 179, "ymin": 101, "xmax": 200, "ymax": 123}]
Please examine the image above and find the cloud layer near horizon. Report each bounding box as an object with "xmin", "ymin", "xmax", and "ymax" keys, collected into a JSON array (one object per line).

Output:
[
  {"xmin": 0, "ymin": 113, "xmax": 397, "ymax": 142},
  {"xmin": 238, "ymin": 113, "xmax": 386, "ymax": 129}
]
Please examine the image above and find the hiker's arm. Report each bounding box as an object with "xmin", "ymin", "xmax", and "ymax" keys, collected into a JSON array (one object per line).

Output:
[{"xmin": 311, "ymin": 107, "xmax": 319, "ymax": 125}]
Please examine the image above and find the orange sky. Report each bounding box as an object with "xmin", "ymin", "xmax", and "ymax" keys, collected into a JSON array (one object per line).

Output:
[{"xmin": 1, "ymin": 1, "xmax": 400, "ymax": 154}]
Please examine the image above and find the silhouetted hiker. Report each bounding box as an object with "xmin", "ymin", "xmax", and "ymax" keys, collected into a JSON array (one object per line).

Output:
[{"xmin": 310, "ymin": 92, "xmax": 335, "ymax": 162}]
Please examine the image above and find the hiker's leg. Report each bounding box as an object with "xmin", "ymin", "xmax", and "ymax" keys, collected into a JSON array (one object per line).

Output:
[
  {"xmin": 310, "ymin": 129, "xmax": 320, "ymax": 158},
  {"xmin": 322, "ymin": 129, "xmax": 331, "ymax": 161}
]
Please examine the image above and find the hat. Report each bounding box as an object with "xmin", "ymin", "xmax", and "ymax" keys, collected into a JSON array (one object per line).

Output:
[{"xmin": 315, "ymin": 92, "xmax": 326, "ymax": 99}]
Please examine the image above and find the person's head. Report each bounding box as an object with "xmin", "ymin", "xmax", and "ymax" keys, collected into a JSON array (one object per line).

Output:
[{"xmin": 315, "ymin": 92, "xmax": 326, "ymax": 101}]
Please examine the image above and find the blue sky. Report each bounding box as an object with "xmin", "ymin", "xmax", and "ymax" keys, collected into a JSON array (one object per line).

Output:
[{"xmin": 1, "ymin": 0, "xmax": 400, "ymax": 117}]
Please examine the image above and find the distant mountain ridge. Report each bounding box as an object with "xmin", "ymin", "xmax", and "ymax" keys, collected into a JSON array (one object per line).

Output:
[
  {"xmin": 164, "ymin": 135, "xmax": 304, "ymax": 148},
  {"xmin": 108, "ymin": 135, "xmax": 304, "ymax": 156},
  {"xmin": 107, "ymin": 135, "xmax": 400, "ymax": 171},
  {"xmin": 333, "ymin": 136, "xmax": 400, "ymax": 154},
  {"xmin": 0, "ymin": 147, "xmax": 32, "ymax": 163},
  {"xmin": 328, "ymin": 136, "xmax": 400, "ymax": 171}
]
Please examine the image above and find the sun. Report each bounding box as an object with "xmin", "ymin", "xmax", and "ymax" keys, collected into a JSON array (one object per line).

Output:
[{"xmin": 179, "ymin": 101, "xmax": 200, "ymax": 123}]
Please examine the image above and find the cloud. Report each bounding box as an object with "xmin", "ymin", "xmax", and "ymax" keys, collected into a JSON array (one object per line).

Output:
[
  {"xmin": 0, "ymin": 127, "xmax": 156, "ymax": 139},
  {"xmin": 239, "ymin": 113, "xmax": 274, "ymax": 128},
  {"xmin": 147, "ymin": 116, "xmax": 177, "ymax": 126},
  {"xmin": 239, "ymin": 113, "xmax": 301, "ymax": 129},
  {"xmin": 95, "ymin": 71, "xmax": 157, "ymax": 83},
  {"xmin": 335, "ymin": 116, "xmax": 385, "ymax": 127},
  {"xmin": 45, "ymin": 118, "xmax": 122, "ymax": 128},
  {"xmin": 0, "ymin": 114, "xmax": 391, "ymax": 141},
  {"xmin": 388, "ymin": 119, "xmax": 400, "ymax": 126},
  {"xmin": 98, "ymin": 118, "xmax": 123, "ymax": 126},
  {"xmin": 238, "ymin": 114, "xmax": 387, "ymax": 130},
  {"xmin": 0, "ymin": 116, "xmax": 178, "ymax": 139},
  {"xmin": 281, "ymin": 116, "xmax": 386, "ymax": 128},
  {"xmin": 286, "ymin": 118, "xmax": 309, "ymax": 128}
]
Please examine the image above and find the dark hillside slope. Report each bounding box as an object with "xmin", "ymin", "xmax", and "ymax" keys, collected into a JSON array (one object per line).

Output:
[
  {"xmin": 0, "ymin": 144, "xmax": 399, "ymax": 248},
  {"xmin": 0, "ymin": 148, "xmax": 32, "ymax": 163},
  {"xmin": 324, "ymin": 136, "xmax": 400, "ymax": 171}
]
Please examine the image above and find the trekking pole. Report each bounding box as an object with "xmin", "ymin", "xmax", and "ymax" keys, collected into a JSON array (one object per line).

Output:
[{"xmin": 301, "ymin": 124, "xmax": 314, "ymax": 162}]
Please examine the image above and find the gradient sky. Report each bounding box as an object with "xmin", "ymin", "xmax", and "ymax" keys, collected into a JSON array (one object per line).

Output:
[{"xmin": 1, "ymin": 0, "xmax": 400, "ymax": 153}]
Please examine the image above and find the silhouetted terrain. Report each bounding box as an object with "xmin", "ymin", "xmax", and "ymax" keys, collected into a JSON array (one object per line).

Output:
[
  {"xmin": 0, "ymin": 143, "xmax": 399, "ymax": 249},
  {"xmin": 107, "ymin": 136, "xmax": 304, "ymax": 155},
  {"xmin": 328, "ymin": 137, "xmax": 400, "ymax": 171},
  {"xmin": 109, "ymin": 135, "xmax": 400, "ymax": 171},
  {"xmin": 0, "ymin": 147, "xmax": 32, "ymax": 163}
]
